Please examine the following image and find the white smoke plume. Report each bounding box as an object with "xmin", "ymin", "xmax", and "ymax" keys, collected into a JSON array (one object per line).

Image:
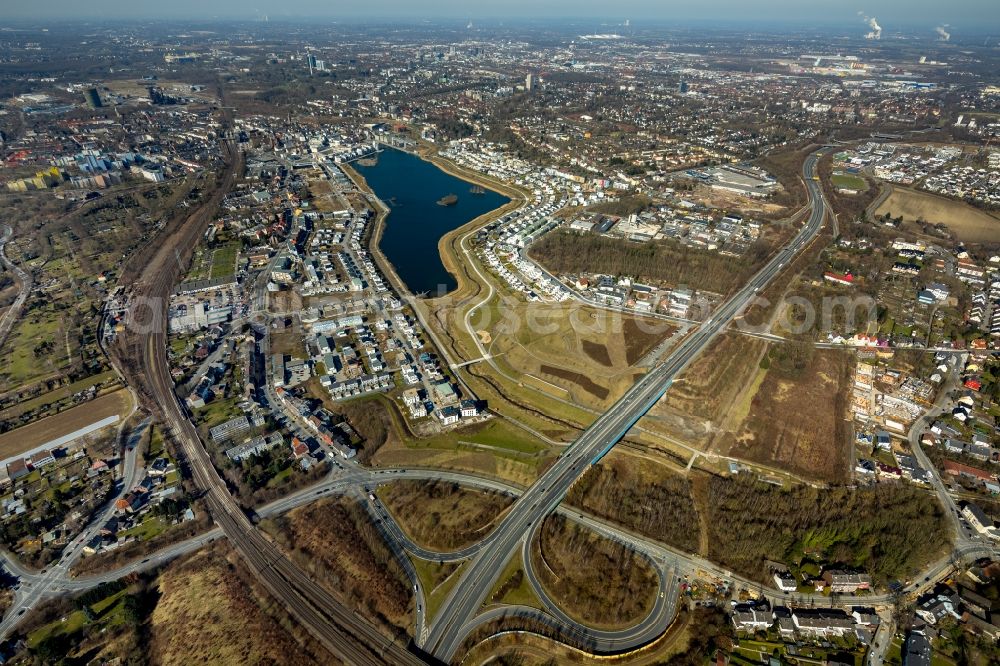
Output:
[
  {"xmin": 858, "ymin": 11, "xmax": 882, "ymax": 40},
  {"xmin": 936, "ymin": 25, "xmax": 951, "ymax": 41}
]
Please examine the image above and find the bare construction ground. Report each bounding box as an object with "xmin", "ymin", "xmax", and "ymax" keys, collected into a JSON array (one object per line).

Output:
[
  {"xmin": 723, "ymin": 347, "xmax": 855, "ymax": 483},
  {"xmin": 643, "ymin": 332, "xmax": 854, "ymax": 483}
]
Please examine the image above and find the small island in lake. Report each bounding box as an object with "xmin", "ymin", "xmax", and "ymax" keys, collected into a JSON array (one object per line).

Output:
[{"xmin": 437, "ymin": 193, "xmax": 458, "ymax": 206}]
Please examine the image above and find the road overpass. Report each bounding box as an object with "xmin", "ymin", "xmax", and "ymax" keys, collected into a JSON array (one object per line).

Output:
[{"xmin": 424, "ymin": 148, "xmax": 833, "ymax": 661}]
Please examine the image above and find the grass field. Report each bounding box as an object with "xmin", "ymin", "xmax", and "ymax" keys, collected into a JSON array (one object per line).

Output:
[
  {"xmin": 0, "ymin": 389, "xmax": 131, "ymax": 460},
  {"xmin": 0, "ymin": 305, "xmax": 72, "ymax": 389},
  {"xmin": 380, "ymin": 479, "xmax": 513, "ymax": 551},
  {"xmin": 831, "ymin": 173, "xmax": 867, "ymax": 191},
  {"xmin": 876, "ymin": 186, "xmax": 1000, "ymax": 243},
  {"xmin": 372, "ymin": 415, "xmax": 555, "ymax": 487},
  {"xmin": 209, "ymin": 243, "xmax": 239, "ymax": 279},
  {"xmin": 0, "ymin": 370, "xmax": 118, "ymax": 421},
  {"xmin": 486, "ymin": 552, "xmax": 542, "ymax": 609},
  {"xmin": 413, "ymin": 558, "xmax": 465, "ymax": 623}
]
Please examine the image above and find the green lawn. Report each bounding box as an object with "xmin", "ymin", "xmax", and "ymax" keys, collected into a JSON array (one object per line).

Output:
[
  {"xmin": 266, "ymin": 466, "xmax": 294, "ymax": 489},
  {"xmin": 485, "ymin": 553, "xmax": 542, "ymax": 609},
  {"xmin": 0, "ymin": 309, "xmax": 69, "ymax": 385},
  {"xmin": 195, "ymin": 396, "xmax": 243, "ymax": 429},
  {"xmin": 28, "ymin": 588, "xmax": 131, "ymax": 648},
  {"xmin": 832, "ymin": 173, "xmax": 868, "ymax": 191},
  {"xmin": 405, "ymin": 417, "xmax": 549, "ymax": 458},
  {"xmin": 414, "ymin": 558, "xmax": 467, "ymax": 623},
  {"xmin": 120, "ymin": 516, "xmax": 168, "ymax": 542},
  {"xmin": 210, "ymin": 243, "xmax": 239, "ymax": 279}
]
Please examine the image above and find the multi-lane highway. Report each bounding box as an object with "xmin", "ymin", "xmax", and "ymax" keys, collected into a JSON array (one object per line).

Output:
[
  {"xmin": 6, "ymin": 143, "xmax": 994, "ymax": 663},
  {"xmin": 3, "ymin": 449, "xmax": 995, "ymax": 660},
  {"xmin": 424, "ymin": 149, "xmax": 832, "ymax": 660}
]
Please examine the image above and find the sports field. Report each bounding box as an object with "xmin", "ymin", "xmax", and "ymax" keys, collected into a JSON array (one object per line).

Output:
[{"xmin": 831, "ymin": 173, "xmax": 867, "ymax": 191}]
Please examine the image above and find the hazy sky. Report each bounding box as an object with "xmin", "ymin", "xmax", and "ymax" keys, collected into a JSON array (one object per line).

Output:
[{"xmin": 2, "ymin": 0, "xmax": 997, "ymax": 31}]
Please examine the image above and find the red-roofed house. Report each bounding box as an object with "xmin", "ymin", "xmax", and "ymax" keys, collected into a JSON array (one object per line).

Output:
[
  {"xmin": 824, "ymin": 272, "xmax": 855, "ymax": 287},
  {"xmin": 291, "ymin": 437, "xmax": 309, "ymax": 459}
]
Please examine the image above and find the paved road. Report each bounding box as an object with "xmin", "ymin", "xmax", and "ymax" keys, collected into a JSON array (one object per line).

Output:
[
  {"xmin": 118, "ymin": 141, "xmax": 422, "ymax": 666},
  {"xmin": 0, "ymin": 225, "xmax": 33, "ymax": 348},
  {"xmin": 424, "ymin": 148, "xmax": 835, "ymax": 662},
  {"xmin": 0, "ymin": 418, "xmax": 147, "ymax": 639},
  {"xmin": 3, "ymin": 457, "xmax": 996, "ymax": 658}
]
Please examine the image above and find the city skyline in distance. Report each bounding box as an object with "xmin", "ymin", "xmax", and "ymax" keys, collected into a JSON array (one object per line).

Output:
[{"xmin": 1, "ymin": 0, "xmax": 999, "ymax": 32}]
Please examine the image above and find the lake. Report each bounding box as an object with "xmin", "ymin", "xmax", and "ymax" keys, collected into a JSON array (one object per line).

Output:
[{"xmin": 354, "ymin": 147, "xmax": 510, "ymax": 295}]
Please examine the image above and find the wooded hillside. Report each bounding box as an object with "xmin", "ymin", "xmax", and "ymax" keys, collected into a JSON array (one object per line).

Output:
[{"xmin": 530, "ymin": 228, "xmax": 771, "ymax": 294}]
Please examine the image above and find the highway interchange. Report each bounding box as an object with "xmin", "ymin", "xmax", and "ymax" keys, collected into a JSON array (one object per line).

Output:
[
  {"xmin": 2, "ymin": 145, "xmax": 999, "ymax": 664},
  {"xmin": 422, "ymin": 147, "xmax": 835, "ymax": 661}
]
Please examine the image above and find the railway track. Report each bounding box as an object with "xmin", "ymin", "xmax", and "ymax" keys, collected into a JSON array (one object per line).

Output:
[{"xmin": 116, "ymin": 139, "xmax": 425, "ymax": 666}]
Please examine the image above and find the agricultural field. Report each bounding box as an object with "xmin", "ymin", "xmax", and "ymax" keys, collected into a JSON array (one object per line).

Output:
[
  {"xmin": 0, "ymin": 388, "xmax": 132, "ymax": 460},
  {"xmin": 379, "ymin": 479, "xmax": 513, "ymax": 551},
  {"xmin": 875, "ymin": 186, "xmax": 1000, "ymax": 243}
]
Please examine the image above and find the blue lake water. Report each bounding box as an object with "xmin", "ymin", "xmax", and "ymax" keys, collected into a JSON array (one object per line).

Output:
[{"xmin": 354, "ymin": 147, "xmax": 509, "ymax": 295}]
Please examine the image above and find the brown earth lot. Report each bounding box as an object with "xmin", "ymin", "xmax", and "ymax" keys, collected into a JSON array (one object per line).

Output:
[
  {"xmin": 379, "ymin": 479, "xmax": 513, "ymax": 552},
  {"xmin": 875, "ymin": 186, "xmax": 1000, "ymax": 243},
  {"xmin": 531, "ymin": 514, "xmax": 658, "ymax": 630},
  {"xmin": 623, "ymin": 316, "xmax": 671, "ymax": 365},
  {"xmin": 723, "ymin": 348, "xmax": 854, "ymax": 483},
  {"xmin": 539, "ymin": 364, "xmax": 610, "ymax": 401},
  {"xmin": 644, "ymin": 333, "xmax": 769, "ymax": 449},
  {"xmin": 0, "ymin": 389, "xmax": 132, "ymax": 459},
  {"xmin": 581, "ymin": 339, "xmax": 613, "ymax": 367}
]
